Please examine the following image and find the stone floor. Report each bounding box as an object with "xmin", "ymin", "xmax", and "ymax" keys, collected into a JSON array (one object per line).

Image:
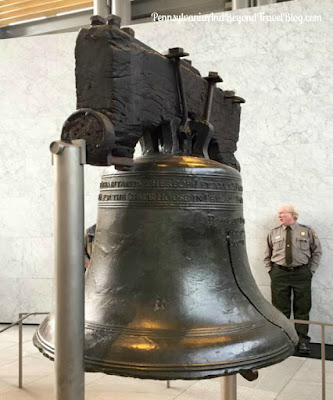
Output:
[{"xmin": 1, "ymin": 324, "xmax": 332, "ymax": 399}]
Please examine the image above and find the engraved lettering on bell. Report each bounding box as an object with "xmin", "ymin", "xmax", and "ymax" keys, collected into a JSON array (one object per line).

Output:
[
  {"xmin": 208, "ymin": 215, "xmax": 246, "ymax": 226},
  {"xmin": 101, "ymin": 176, "xmax": 243, "ymax": 191}
]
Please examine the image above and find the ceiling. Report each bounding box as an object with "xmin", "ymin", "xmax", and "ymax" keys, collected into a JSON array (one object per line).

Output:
[{"xmin": 0, "ymin": 0, "xmax": 291, "ymax": 39}]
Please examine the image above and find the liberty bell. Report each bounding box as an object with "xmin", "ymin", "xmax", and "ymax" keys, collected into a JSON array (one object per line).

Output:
[{"xmin": 34, "ymin": 16, "xmax": 297, "ymax": 380}]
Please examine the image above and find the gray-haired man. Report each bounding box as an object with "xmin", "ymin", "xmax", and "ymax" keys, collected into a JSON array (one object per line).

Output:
[{"xmin": 264, "ymin": 205, "xmax": 322, "ymax": 354}]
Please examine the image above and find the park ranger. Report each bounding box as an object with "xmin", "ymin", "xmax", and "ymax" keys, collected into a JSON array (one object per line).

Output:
[{"xmin": 264, "ymin": 204, "xmax": 322, "ymax": 355}]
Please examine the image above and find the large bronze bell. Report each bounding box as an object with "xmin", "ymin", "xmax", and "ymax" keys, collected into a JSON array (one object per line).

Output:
[
  {"xmin": 34, "ymin": 16, "xmax": 297, "ymax": 381},
  {"xmin": 34, "ymin": 153, "xmax": 297, "ymax": 379}
]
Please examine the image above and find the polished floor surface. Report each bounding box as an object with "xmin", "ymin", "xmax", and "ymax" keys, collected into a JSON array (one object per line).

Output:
[{"xmin": 1, "ymin": 324, "xmax": 332, "ymax": 399}]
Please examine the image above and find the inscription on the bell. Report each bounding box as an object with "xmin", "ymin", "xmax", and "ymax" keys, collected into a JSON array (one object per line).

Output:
[
  {"xmin": 100, "ymin": 180, "xmax": 142, "ymax": 188},
  {"xmin": 99, "ymin": 175, "xmax": 244, "ymax": 205},
  {"xmin": 98, "ymin": 191, "xmax": 242, "ymax": 204},
  {"xmin": 100, "ymin": 177, "xmax": 243, "ymax": 192},
  {"xmin": 99, "ymin": 194, "xmax": 128, "ymax": 201}
]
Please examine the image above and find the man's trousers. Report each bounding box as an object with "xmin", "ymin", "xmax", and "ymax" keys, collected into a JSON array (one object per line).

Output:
[{"xmin": 269, "ymin": 265, "xmax": 312, "ymax": 344}]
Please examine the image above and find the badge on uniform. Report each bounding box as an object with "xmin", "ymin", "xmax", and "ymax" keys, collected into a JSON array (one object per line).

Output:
[{"xmin": 301, "ymin": 232, "xmax": 305, "ymax": 236}]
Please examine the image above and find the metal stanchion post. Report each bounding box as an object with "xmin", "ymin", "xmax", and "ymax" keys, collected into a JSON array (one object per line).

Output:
[
  {"xmin": 18, "ymin": 313, "xmax": 23, "ymax": 388},
  {"xmin": 220, "ymin": 375, "xmax": 237, "ymax": 400},
  {"xmin": 93, "ymin": 0, "xmax": 111, "ymax": 16},
  {"xmin": 232, "ymin": 0, "xmax": 250, "ymax": 10},
  {"xmin": 51, "ymin": 139, "xmax": 86, "ymax": 400},
  {"xmin": 112, "ymin": 0, "xmax": 131, "ymax": 25},
  {"xmin": 16, "ymin": 312, "xmax": 49, "ymax": 389},
  {"xmin": 321, "ymin": 325, "xmax": 326, "ymax": 400}
]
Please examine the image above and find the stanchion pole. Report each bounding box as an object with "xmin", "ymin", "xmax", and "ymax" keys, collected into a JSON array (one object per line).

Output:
[
  {"xmin": 18, "ymin": 313, "xmax": 23, "ymax": 388},
  {"xmin": 321, "ymin": 325, "xmax": 326, "ymax": 400},
  {"xmin": 220, "ymin": 375, "xmax": 237, "ymax": 400},
  {"xmin": 50, "ymin": 139, "xmax": 86, "ymax": 400},
  {"xmin": 111, "ymin": 0, "xmax": 131, "ymax": 25},
  {"xmin": 93, "ymin": 0, "xmax": 111, "ymax": 16}
]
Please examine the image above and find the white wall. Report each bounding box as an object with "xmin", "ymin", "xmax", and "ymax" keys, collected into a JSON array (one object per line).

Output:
[
  {"xmin": 0, "ymin": 34, "xmax": 101, "ymax": 321},
  {"xmin": 1, "ymin": 0, "xmax": 332, "ymax": 343}
]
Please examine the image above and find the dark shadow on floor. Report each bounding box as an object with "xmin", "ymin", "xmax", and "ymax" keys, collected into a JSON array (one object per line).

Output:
[{"xmin": 294, "ymin": 343, "xmax": 333, "ymax": 360}]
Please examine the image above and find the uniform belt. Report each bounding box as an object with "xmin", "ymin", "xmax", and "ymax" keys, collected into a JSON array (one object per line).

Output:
[{"xmin": 273, "ymin": 263, "xmax": 308, "ymax": 272}]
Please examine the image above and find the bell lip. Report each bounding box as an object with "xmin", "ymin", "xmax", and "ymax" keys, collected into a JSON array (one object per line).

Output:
[
  {"xmin": 83, "ymin": 342, "xmax": 294, "ymax": 379},
  {"xmin": 33, "ymin": 326, "xmax": 295, "ymax": 380}
]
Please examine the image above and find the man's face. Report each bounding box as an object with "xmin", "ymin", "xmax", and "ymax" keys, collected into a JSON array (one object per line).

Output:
[{"xmin": 278, "ymin": 207, "xmax": 296, "ymax": 226}]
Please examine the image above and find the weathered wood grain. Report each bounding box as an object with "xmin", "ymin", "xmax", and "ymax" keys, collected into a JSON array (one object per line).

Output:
[{"xmin": 74, "ymin": 22, "xmax": 243, "ymax": 169}]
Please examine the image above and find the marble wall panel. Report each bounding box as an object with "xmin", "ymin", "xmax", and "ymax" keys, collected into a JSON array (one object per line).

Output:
[
  {"xmin": 246, "ymin": 238, "xmax": 271, "ymax": 286},
  {"xmin": 18, "ymin": 278, "xmax": 53, "ymax": 324},
  {"xmin": 0, "ymin": 33, "xmax": 78, "ymax": 322},
  {"xmin": 0, "ymin": 197, "xmax": 34, "ymax": 239},
  {"xmin": 312, "ymin": 239, "xmax": 333, "ymax": 289},
  {"xmin": 21, "ymin": 237, "xmax": 54, "ymax": 279},
  {"xmin": 309, "ymin": 288, "xmax": 333, "ymax": 344},
  {"xmin": 0, "ymin": 238, "xmax": 25, "ymax": 279},
  {"xmin": 1, "ymin": 0, "xmax": 332, "ymax": 345},
  {"xmin": 0, "ymin": 279, "xmax": 21, "ymax": 322},
  {"xmin": 258, "ymin": 285, "xmax": 272, "ymax": 304}
]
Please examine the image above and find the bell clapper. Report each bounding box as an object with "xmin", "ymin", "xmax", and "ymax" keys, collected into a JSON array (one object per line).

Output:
[{"xmin": 239, "ymin": 369, "xmax": 259, "ymax": 381}]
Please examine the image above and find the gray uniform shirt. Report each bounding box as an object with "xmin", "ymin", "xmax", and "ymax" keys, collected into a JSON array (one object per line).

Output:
[{"xmin": 264, "ymin": 222, "xmax": 322, "ymax": 272}]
